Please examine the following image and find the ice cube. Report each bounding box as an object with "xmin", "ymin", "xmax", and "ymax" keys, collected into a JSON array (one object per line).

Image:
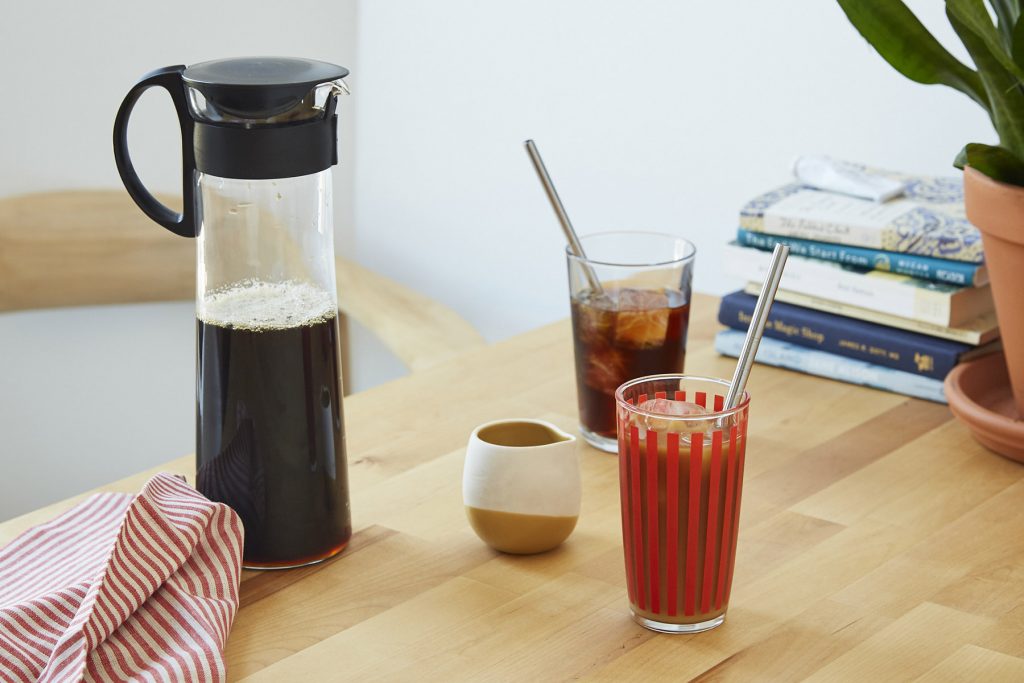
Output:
[
  {"xmin": 574, "ymin": 293, "xmax": 616, "ymax": 345},
  {"xmin": 613, "ymin": 289, "xmax": 670, "ymax": 348},
  {"xmin": 633, "ymin": 398, "xmax": 716, "ymax": 434},
  {"xmin": 638, "ymin": 398, "xmax": 706, "ymax": 417},
  {"xmin": 617, "ymin": 288, "xmax": 670, "ymax": 311},
  {"xmin": 584, "ymin": 344, "xmax": 626, "ymax": 394}
]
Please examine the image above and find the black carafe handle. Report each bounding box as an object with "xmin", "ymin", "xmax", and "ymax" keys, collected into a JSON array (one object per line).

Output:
[{"xmin": 113, "ymin": 65, "xmax": 197, "ymax": 238}]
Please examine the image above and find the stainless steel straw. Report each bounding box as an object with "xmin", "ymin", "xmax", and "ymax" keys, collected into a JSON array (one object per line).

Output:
[
  {"xmin": 724, "ymin": 243, "xmax": 790, "ymax": 409},
  {"xmin": 524, "ymin": 139, "xmax": 603, "ymax": 294}
]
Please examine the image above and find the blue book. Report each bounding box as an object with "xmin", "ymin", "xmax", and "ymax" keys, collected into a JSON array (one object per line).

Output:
[
  {"xmin": 718, "ymin": 291, "xmax": 997, "ymax": 380},
  {"xmin": 714, "ymin": 329, "xmax": 947, "ymax": 404},
  {"xmin": 736, "ymin": 229, "xmax": 987, "ymax": 287}
]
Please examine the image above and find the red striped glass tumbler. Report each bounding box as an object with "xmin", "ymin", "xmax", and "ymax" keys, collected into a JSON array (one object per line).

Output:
[{"xmin": 615, "ymin": 374, "xmax": 750, "ymax": 633}]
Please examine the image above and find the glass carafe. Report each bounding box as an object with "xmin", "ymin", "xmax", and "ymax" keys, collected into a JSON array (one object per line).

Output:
[{"xmin": 113, "ymin": 58, "xmax": 352, "ymax": 568}]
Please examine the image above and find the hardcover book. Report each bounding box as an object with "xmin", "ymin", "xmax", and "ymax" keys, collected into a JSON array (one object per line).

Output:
[
  {"xmin": 725, "ymin": 242, "xmax": 993, "ymax": 327},
  {"xmin": 739, "ymin": 166, "xmax": 983, "ymax": 263},
  {"xmin": 718, "ymin": 291, "xmax": 1000, "ymax": 380},
  {"xmin": 715, "ymin": 329, "xmax": 947, "ymax": 403},
  {"xmin": 736, "ymin": 228, "xmax": 987, "ymax": 287},
  {"xmin": 754, "ymin": 287, "xmax": 1000, "ymax": 346}
]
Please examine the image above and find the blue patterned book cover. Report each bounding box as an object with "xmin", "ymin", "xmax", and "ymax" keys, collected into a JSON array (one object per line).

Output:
[
  {"xmin": 736, "ymin": 229, "xmax": 986, "ymax": 287},
  {"xmin": 715, "ymin": 329, "xmax": 947, "ymax": 403},
  {"xmin": 739, "ymin": 165, "xmax": 982, "ymax": 264},
  {"xmin": 717, "ymin": 291, "xmax": 995, "ymax": 380}
]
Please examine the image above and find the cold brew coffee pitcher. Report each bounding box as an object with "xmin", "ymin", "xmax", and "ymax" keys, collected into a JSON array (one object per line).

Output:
[{"xmin": 113, "ymin": 58, "xmax": 352, "ymax": 568}]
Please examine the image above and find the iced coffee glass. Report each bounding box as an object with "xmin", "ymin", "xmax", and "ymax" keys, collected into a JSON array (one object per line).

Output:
[
  {"xmin": 568, "ymin": 232, "xmax": 695, "ymax": 452},
  {"xmin": 614, "ymin": 374, "xmax": 750, "ymax": 633}
]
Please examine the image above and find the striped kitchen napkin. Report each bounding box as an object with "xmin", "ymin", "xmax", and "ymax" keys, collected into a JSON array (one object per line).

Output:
[{"xmin": 0, "ymin": 473, "xmax": 243, "ymax": 682}]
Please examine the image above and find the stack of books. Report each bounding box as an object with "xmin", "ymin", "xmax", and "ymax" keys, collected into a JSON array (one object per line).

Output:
[{"xmin": 716, "ymin": 167, "xmax": 999, "ymax": 403}]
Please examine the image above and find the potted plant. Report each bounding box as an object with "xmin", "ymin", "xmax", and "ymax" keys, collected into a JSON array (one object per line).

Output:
[{"xmin": 838, "ymin": 0, "xmax": 1024, "ymax": 455}]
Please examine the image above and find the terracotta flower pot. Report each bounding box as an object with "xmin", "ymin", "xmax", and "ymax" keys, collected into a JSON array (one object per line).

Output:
[{"xmin": 962, "ymin": 167, "xmax": 1024, "ymax": 418}]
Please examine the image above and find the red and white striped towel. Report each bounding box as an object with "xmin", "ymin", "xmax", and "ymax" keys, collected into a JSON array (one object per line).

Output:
[{"xmin": 0, "ymin": 473, "xmax": 243, "ymax": 682}]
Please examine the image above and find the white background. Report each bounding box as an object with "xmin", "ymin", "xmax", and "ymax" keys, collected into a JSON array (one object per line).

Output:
[{"xmin": 0, "ymin": 1, "xmax": 993, "ymax": 519}]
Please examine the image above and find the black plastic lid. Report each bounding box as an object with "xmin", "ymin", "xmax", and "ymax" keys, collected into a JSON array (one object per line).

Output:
[{"xmin": 183, "ymin": 57, "xmax": 349, "ymax": 119}]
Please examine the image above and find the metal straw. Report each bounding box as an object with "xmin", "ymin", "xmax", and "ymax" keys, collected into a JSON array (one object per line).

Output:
[
  {"xmin": 724, "ymin": 243, "xmax": 790, "ymax": 409},
  {"xmin": 524, "ymin": 139, "xmax": 603, "ymax": 294}
]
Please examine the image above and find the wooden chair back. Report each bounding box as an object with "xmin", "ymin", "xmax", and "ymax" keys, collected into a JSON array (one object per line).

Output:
[{"xmin": 0, "ymin": 190, "xmax": 484, "ymax": 375}]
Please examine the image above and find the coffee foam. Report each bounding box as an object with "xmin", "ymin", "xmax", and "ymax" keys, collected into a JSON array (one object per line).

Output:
[{"xmin": 199, "ymin": 279, "xmax": 337, "ymax": 331}]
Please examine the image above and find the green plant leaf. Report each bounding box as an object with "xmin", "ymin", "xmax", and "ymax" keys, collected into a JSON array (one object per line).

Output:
[
  {"xmin": 949, "ymin": 7, "xmax": 1024, "ymax": 158},
  {"xmin": 948, "ymin": 0, "xmax": 1024, "ymax": 82},
  {"xmin": 954, "ymin": 142, "xmax": 1024, "ymax": 185},
  {"xmin": 988, "ymin": 0, "xmax": 1020, "ymax": 46},
  {"xmin": 1012, "ymin": 11, "xmax": 1024, "ymax": 66},
  {"xmin": 837, "ymin": 0, "xmax": 990, "ymax": 110}
]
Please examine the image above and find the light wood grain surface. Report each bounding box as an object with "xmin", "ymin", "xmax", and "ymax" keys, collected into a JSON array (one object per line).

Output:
[{"xmin": 2, "ymin": 293, "xmax": 1022, "ymax": 682}]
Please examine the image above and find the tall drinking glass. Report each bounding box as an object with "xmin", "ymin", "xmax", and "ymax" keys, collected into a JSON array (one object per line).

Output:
[
  {"xmin": 615, "ymin": 375, "xmax": 750, "ymax": 633},
  {"xmin": 567, "ymin": 232, "xmax": 695, "ymax": 452}
]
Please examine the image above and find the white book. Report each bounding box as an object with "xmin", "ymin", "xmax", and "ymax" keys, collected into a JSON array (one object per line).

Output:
[
  {"xmin": 750, "ymin": 287, "xmax": 1000, "ymax": 346},
  {"xmin": 724, "ymin": 243, "xmax": 992, "ymax": 327}
]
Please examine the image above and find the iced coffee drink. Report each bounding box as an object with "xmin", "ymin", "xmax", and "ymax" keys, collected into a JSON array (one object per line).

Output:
[
  {"xmin": 615, "ymin": 376, "xmax": 750, "ymax": 633},
  {"xmin": 571, "ymin": 288, "xmax": 690, "ymax": 445},
  {"xmin": 566, "ymin": 232, "xmax": 695, "ymax": 452}
]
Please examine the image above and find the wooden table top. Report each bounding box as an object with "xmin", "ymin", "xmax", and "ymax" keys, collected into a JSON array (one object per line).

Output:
[{"xmin": 3, "ymin": 292, "xmax": 1024, "ymax": 681}]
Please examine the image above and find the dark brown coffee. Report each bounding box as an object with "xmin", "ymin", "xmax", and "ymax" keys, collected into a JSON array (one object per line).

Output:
[
  {"xmin": 196, "ymin": 281, "xmax": 351, "ymax": 568},
  {"xmin": 571, "ymin": 287, "xmax": 690, "ymax": 440}
]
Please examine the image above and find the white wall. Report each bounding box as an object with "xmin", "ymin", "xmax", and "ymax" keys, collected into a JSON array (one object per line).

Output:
[
  {"xmin": 353, "ymin": 0, "xmax": 994, "ymax": 343},
  {"xmin": 0, "ymin": 0, "xmax": 358, "ymax": 520},
  {"xmin": 0, "ymin": 302, "xmax": 196, "ymax": 519},
  {"xmin": 1, "ymin": 2, "xmax": 357, "ymax": 238}
]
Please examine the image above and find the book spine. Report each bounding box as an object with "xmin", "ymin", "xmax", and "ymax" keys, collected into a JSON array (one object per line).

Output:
[
  {"xmin": 745, "ymin": 214, "xmax": 983, "ymax": 264},
  {"xmin": 714, "ymin": 330, "xmax": 947, "ymax": 404},
  {"xmin": 736, "ymin": 229, "xmax": 982, "ymax": 287},
  {"xmin": 724, "ymin": 244, "xmax": 955, "ymax": 326},
  {"xmin": 717, "ymin": 294, "xmax": 958, "ymax": 379},
  {"xmin": 756, "ymin": 211, "xmax": 885, "ymax": 250},
  {"xmin": 747, "ymin": 286, "xmax": 990, "ymax": 345}
]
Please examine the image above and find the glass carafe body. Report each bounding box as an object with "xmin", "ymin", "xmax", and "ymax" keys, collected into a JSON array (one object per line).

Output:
[{"xmin": 194, "ymin": 170, "xmax": 351, "ymax": 569}]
